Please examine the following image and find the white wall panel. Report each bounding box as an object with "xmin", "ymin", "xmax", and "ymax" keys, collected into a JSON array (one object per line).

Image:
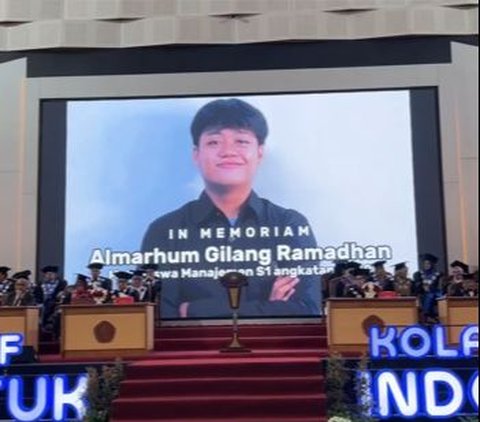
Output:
[{"xmin": 0, "ymin": 0, "xmax": 476, "ymax": 50}]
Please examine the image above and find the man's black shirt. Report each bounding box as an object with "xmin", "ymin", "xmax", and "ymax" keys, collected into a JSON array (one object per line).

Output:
[{"xmin": 141, "ymin": 191, "xmax": 321, "ymax": 318}]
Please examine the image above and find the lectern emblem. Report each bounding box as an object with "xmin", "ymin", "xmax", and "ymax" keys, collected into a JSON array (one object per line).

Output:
[
  {"xmin": 94, "ymin": 320, "xmax": 116, "ymax": 343},
  {"xmin": 362, "ymin": 315, "xmax": 385, "ymax": 336}
]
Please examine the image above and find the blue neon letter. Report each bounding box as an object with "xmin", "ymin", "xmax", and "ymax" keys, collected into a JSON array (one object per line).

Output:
[
  {"xmin": 399, "ymin": 326, "xmax": 431, "ymax": 358},
  {"xmin": 424, "ymin": 370, "xmax": 464, "ymax": 417},
  {"xmin": 369, "ymin": 326, "xmax": 397, "ymax": 358},
  {"xmin": 469, "ymin": 371, "xmax": 478, "ymax": 411},
  {"xmin": 461, "ymin": 325, "xmax": 478, "ymax": 357},
  {"xmin": 7, "ymin": 376, "xmax": 49, "ymax": 421},
  {"xmin": 375, "ymin": 370, "xmax": 418, "ymax": 418},
  {"xmin": 0, "ymin": 334, "xmax": 23, "ymax": 366},
  {"xmin": 433, "ymin": 325, "xmax": 459, "ymax": 358},
  {"xmin": 53, "ymin": 375, "xmax": 88, "ymax": 421}
]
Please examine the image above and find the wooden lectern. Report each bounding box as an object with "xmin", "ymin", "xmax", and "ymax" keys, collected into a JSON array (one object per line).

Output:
[
  {"xmin": 0, "ymin": 306, "xmax": 39, "ymax": 350},
  {"xmin": 438, "ymin": 297, "xmax": 479, "ymax": 344},
  {"xmin": 60, "ymin": 303, "xmax": 154, "ymax": 358},
  {"xmin": 327, "ymin": 297, "xmax": 418, "ymax": 354}
]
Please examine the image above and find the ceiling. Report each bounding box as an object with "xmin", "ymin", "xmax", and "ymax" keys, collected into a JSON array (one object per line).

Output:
[{"xmin": 0, "ymin": 0, "xmax": 477, "ymax": 51}]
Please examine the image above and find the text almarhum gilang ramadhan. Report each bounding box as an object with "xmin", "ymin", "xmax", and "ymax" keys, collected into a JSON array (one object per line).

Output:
[{"xmin": 88, "ymin": 241, "xmax": 393, "ymax": 267}]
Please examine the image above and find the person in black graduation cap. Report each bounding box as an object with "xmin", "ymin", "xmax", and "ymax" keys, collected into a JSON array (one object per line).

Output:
[
  {"xmin": 111, "ymin": 271, "xmax": 139, "ymax": 302},
  {"xmin": 66, "ymin": 274, "xmax": 94, "ymax": 304},
  {"xmin": 130, "ymin": 270, "xmax": 150, "ymax": 302},
  {"xmin": 3, "ymin": 271, "xmax": 35, "ymax": 306},
  {"xmin": 343, "ymin": 267, "xmax": 367, "ymax": 298},
  {"xmin": 142, "ymin": 264, "xmax": 162, "ymax": 298},
  {"xmin": 141, "ymin": 264, "xmax": 162, "ymax": 303},
  {"xmin": 87, "ymin": 263, "xmax": 112, "ymax": 291},
  {"xmin": 33, "ymin": 266, "xmax": 67, "ymax": 304},
  {"xmin": 334, "ymin": 261, "xmax": 361, "ymax": 297},
  {"xmin": 360, "ymin": 268, "xmax": 382, "ymax": 299},
  {"xmin": 393, "ymin": 262, "xmax": 413, "ymax": 297},
  {"xmin": 0, "ymin": 266, "xmax": 10, "ymax": 282},
  {"xmin": 34, "ymin": 266, "xmax": 68, "ymax": 331},
  {"xmin": 413, "ymin": 253, "xmax": 443, "ymax": 323},
  {"xmin": 371, "ymin": 260, "xmax": 394, "ymax": 291},
  {"xmin": 322, "ymin": 260, "xmax": 345, "ymax": 300},
  {"xmin": 443, "ymin": 260, "xmax": 474, "ymax": 297},
  {"xmin": 141, "ymin": 264, "xmax": 162, "ymax": 323},
  {"xmin": 0, "ymin": 266, "xmax": 15, "ymax": 301}
]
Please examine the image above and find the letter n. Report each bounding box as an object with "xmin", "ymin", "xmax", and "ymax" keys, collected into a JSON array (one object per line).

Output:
[{"xmin": 375, "ymin": 371, "xmax": 418, "ymax": 418}]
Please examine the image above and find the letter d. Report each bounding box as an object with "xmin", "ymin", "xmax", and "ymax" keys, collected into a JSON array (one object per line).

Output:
[{"xmin": 424, "ymin": 370, "xmax": 464, "ymax": 417}]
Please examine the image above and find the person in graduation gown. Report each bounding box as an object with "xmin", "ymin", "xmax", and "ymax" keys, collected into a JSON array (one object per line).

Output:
[
  {"xmin": 87, "ymin": 263, "xmax": 113, "ymax": 291},
  {"xmin": 0, "ymin": 266, "xmax": 15, "ymax": 305},
  {"xmin": 142, "ymin": 264, "xmax": 162, "ymax": 303},
  {"xmin": 342, "ymin": 266, "xmax": 366, "ymax": 298},
  {"xmin": 34, "ymin": 265, "xmax": 68, "ymax": 331},
  {"xmin": 51, "ymin": 274, "xmax": 93, "ymax": 339},
  {"xmin": 371, "ymin": 260, "xmax": 394, "ymax": 291},
  {"xmin": 111, "ymin": 271, "xmax": 139, "ymax": 303},
  {"xmin": 131, "ymin": 270, "xmax": 151, "ymax": 303},
  {"xmin": 444, "ymin": 260, "xmax": 474, "ymax": 297},
  {"xmin": 413, "ymin": 253, "xmax": 443, "ymax": 323},
  {"xmin": 3, "ymin": 273, "xmax": 35, "ymax": 306},
  {"xmin": 63, "ymin": 274, "xmax": 94, "ymax": 305},
  {"xmin": 360, "ymin": 269, "xmax": 382, "ymax": 299},
  {"xmin": 324, "ymin": 260, "xmax": 346, "ymax": 299},
  {"xmin": 334, "ymin": 261, "xmax": 361, "ymax": 298},
  {"xmin": 393, "ymin": 262, "xmax": 413, "ymax": 297}
]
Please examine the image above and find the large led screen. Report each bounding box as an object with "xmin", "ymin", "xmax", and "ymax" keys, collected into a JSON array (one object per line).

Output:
[{"xmin": 64, "ymin": 90, "xmax": 418, "ymax": 318}]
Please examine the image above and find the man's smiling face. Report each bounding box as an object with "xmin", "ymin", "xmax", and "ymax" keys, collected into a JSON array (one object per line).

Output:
[{"xmin": 193, "ymin": 127, "xmax": 264, "ymax": 190}]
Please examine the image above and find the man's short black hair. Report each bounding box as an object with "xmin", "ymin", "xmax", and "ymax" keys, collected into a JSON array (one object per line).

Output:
[{"xmin": 190, "ymin": 98, "xmax": 268, "ymax": 146}]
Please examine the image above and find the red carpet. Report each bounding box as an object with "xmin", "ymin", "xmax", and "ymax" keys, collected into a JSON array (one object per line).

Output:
[{"xmin": 111, "ymin": 323, "xmax": 328, "ymax": 421}]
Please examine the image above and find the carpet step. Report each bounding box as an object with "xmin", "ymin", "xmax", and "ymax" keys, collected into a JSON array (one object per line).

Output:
[
  {"xmin": 120, "ymin": 375, "xmax": 325, "ymax": 397},
  {"xmin": 38, "ymin": 349, "xmax": 329, "ymax": 364},
  {"xmin": 156, "ymin": 324, "xmax": 326, "ymax": 339},
  {"xmin": 139, "ymin": 349, "xmax": 328, "ymax": 360},
  {"xmin": 155, "ymin": 335, "xmax": 327, "ymax": 351},
  {"xmin": 126, "ymin": 356, "xmax": 323, "ymax": 379},
  {"xmin": 111, "ymin": 394, "xmax": 326, "ymax": 419}
]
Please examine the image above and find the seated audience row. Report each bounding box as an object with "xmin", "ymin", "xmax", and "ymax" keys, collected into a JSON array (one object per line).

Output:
[
  {"xmin": 0, "ymin": 263, "xmax": 161, "ymax": 337},
  {"xmin": 1, "ymin": 255, "xmax": 477, "ymax": 327},
  {"xmin": 322, "ymin": 254, "xmax": 478, "ymax": 323}
]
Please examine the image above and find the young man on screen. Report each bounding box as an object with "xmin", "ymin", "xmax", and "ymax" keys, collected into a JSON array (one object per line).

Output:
[{"xmin": 141, "ymin": 98, "xmax": 321, "ymax": 319}]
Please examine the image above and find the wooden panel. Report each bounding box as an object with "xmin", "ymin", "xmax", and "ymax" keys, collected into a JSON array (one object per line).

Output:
[
  {"xmin": 328, "ymin": 298, "xmax": 418, "ymax": 309},
  {"xmin": 64, "ymin": 313, "xmax": 146, "ymax": 350},
  {"xmin": 438, "ymin": 298, "xmax": 479, "ymax": 344},
  {"xmin": 145, "ymin": 304, "xmax": 154, "ymax": 350},
  {"xmin": 0, "ymin": 307, "xmax": 39, "ymax": 350},
  {"xmin": 60, "ymin": 303, "xmax": 154, "ymax": 358},
  {"xmin": 327, "ymin": 298, "xmax": 418, "ymax": 354},
  {"xmin": 438, "ymin": 298, "xmax": 448, "ymax": 325},
  {"xmin": 0, "ymin": 316, "xmax": 25, "ymax": 334}
]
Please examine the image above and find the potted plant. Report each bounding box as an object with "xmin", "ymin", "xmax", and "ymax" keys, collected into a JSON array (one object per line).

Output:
[{"xmin": 83, "ymin": 360, "xmax": 124, "ymax": 421}]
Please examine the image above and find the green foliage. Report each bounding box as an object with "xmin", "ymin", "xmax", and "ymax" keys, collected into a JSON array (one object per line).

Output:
[
  {"xmin": 326, "ymin": 353, "xmax": 379, "ymax": 422},
  {"xmin": 328, "ymin": 417, "xmax": 352, "ymax": 422},
  {"xmin": 353, "ymin": 354, "xmax": 377, "ymax": 422},
  {"xmin": 326, "ymin": 352, "xmax": 350, "ymax": 418},
  {"xmin": 83, "ymin": 359, "xmax": 124, "ymax": 422}
]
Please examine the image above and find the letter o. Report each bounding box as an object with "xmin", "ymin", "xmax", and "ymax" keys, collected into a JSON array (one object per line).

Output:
[
  {"xmin": 469, "ymin": 372, "xmax": 479, "ymax": 411},
  {"xmin": 399, "ymin": 326, "xmax": 431, "ymax": 358}
]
